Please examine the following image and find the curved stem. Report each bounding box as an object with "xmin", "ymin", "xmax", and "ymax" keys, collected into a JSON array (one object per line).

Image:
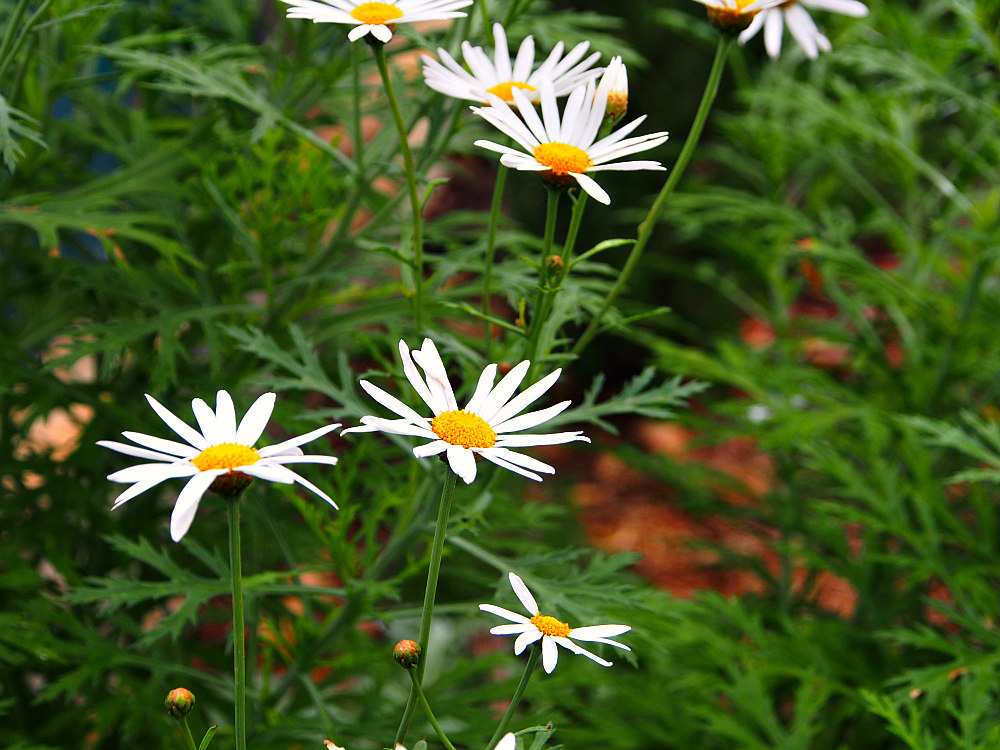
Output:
[
  {"xmin": 394, "ymin": 471, "xmax": 459, "ymax": 746},
  {"xmin": 571, "ymin": 36, "xmax": 732, "ymax": 355},
  {"xmin": 179, "ymin": 716, "xmax": 198, "ymax": 750},
  {"xmin": 408, "ymin": 669, "xmax": 457, "ymax": 750},
  {"xmin": 482, "ymin": 165, "xmax": 508, "ymax": 360},
  {"xmin": 227, "ymin": 497, "xmax": 247, "ymax": 750},
  {"xmin": 485, "ymin": 643, "xmax": 541, "ymax": 750},
  {"xmin": 525, "ymin": 187, "xmax": 562, "ymax": 363},
  {"xmin": 372, "ymin": 43, "xmax": 426, "ymax": 331}
]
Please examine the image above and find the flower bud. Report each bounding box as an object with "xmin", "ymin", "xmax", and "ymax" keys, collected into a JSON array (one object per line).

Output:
[
  {"xmin": 603, "ymin": 57, "xmax": 628, "ymax": 125},
  {"xmin": 545, "ymin": 254, "xmax": 563, "ymax": 271},
  {"xmin": 705, "ymin": 1, "xmax": 762, "ymax": 34},
  {"xmin": 165, "ymin": 687, "xmax": 195, "ymax": 719},
  {"xmin": 393, "ymin": 639, "xmax": 421, "ymax": 668}
]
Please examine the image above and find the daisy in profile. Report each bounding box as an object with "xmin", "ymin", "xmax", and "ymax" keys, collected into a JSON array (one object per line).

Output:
[
  {"xmin": 421, "ymin": 22, "xmax": 602, "ymax": 104},
  {"xmin": 739, "ymin": 0, "xmax": 869, "ymax": 59},
  {"xmin": 99, "ymin": 391, "xmax": 340, "ymax": 541},
  {"xmin": 342, "ymin": 338, "xmax": 589, "ymax": 484},
  {"xmin": 279, "ymin": 0, "xmax": 473, "ymax": 44},
  {"xmin": 480, "ymin": 572, "xmax": 631, "ymax": 674},
  {"xmin": 690, "ymin": 0, "xmax": 786, "ymax": 33},
  {"xmin": 471, "ymin": 57, "xmax": 668, "ymax": 205}
]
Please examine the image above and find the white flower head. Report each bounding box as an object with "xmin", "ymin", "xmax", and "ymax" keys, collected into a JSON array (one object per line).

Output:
[
  {"xmin": 739, "ymin": 0, "xmax": 869, "ymax": 59},
  {"xmin": 471, "ymin": 58, "xmax": 668, "ymax": 205},
  {"xmin": 342, "ymin": 338, "xmax": 589, "ymax": 484},
  {"xmin": 480, "ymin": 572, "xmax": 632, "ymax": 674},
  {"xmin": 280, "ymin": 0, "xmax": 473, "ymax": 44},
  {"xmin": 99, "ymin": 391, "xmax": 340, "ymax": 542},
  {"xmin": 421, "ymin": 22, "xmax": 602, "ymax": 104}
]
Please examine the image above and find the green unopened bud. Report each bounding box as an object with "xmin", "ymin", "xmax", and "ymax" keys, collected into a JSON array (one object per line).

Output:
[
  {"xmin": 165, "ymin": 687, "xmax": 196, "ymax": 719},
  {"xmin": 393, "ymin": 639, "xmax": 421, "ymax": 668},
  {"xmin": 545, "ymin": 254, "xmax": 563, "ymax": 271}
]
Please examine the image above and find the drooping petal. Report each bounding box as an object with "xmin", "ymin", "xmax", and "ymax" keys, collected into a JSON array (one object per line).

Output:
[
  {"xmin": 446, "ymin": 444, "xmax": 477, "ymax": 484},
  {"xmin": 514, "ymin": 629, "xmax": 543, "ymax": 655},
  {"xmin": 555, "ymin": 636, "xmax": 612, "ymax": 666},
  {"xmin": 169, "ymin": 470, "xmax": 220, "ymax": 542},
  {"xmin": 541, "ymin": 635, "xmax": 559, "ymax": 673},
  {"xmin": 572, "ymin": 172, "xmax": 611, "ymax": 205},
  {"xmin": 479, "ymin": 450, "xmax": 544, "ymax": 482},
  {"xmin": 413, "ymin": 440, "xmax": 449, "ymax": 458},
  {"xmin": 483, "ymin": 448, "xmax": 555, "ymax": 476},
  {"xmin": 764, "ymin": 8, "xmax": 785, "ymax": 58}
]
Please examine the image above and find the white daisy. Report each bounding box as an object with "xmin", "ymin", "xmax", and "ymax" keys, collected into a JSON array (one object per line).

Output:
[
  {"xmin": 421, "ymin": 22, "xmax": 602, "ymax": 104},
  {"xmin": 480, "ymin": 572, "xmax": 631, "ymax": 674},
  {"xmin": 99, "ymin": 391, "xmax": 340, "ymax": 542},
  {"xmin": 279, "ymin": 0, "xmax": 473, "ymax": 44},
  {"xmin": 470, "ymin": 57, "xmax": 669, "ymax": 205},
  {"xmin": 341, "ymin": 338, "xmax": 589, "ymax": 484},
  {"xmin": 739, "ymin": 0, "xmax": 869, "ymax": 59}
]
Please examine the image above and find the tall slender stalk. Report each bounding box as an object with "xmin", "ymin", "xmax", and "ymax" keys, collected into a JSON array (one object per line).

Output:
[
  {"xmin": 180, "ymin": 717, "xmax": 198, "ymax": 750},
  {"xmin": 482, "ymin": 164, "xmax": 508, "ymax": 360},
  {"xmin": 524, "ymin": 187, "xmax": 562, "ymax": 363},
  {"xmin": 572, "ymin": 36, "xmax": 732, "ymax": 355},
  {"xmin": 226, "ymin": 498, "xmax": 247, "ymax": 750},
  {"xmin": 394, "ymin": 471, "xmax": 459, "ymax": 746},
  {"xmin": 408, "ymin": 669, "xmax": 457, "ymax": 750},
  {"xmin": 485, "ymin": 643, "xmax": 541, "ymax": 750},
  {"xmin": 371, "ymin": 42, "xmax": 426, "ymax": 330}
]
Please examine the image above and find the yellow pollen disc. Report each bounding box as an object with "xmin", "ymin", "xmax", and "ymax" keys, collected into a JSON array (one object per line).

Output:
[
  {"xmin": 191, "ymin": 443, "xmax": 260, "ymax": 472},
  {"xmin": 533, "ymin": 142, "xmax": 592, "ymax": 175},
  {"xmin": 485, "ymin": 81, "xmax": 537, "ymax": 103},
  {"xmin": 530, "ymin": 612, "xmax": 571, "ymax": 638},
  {"xmin": 349, "ymin": 1, "xmax": 403, "ymax": 24},
  {"xmin": 430, "ymin": 410, "xmax": 497, "ymax": 449}
]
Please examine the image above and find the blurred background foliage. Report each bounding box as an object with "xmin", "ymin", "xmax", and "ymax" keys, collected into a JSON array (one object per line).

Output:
[{"xmin": 2, "ymin": 0, "xmax": 1000, "ymax": 748}]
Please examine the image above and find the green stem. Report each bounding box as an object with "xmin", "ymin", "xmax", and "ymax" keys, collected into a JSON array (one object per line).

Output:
[
  {"xmin": 180, "ymin": 717, "xmax": 198, "ymax": 750},
  {"xmin": 571, "ymin": 36, "xmax": 732, "ymax": 356},
  {"xmin": 485, "ymin": 643, "xmax": 541, "ymax": 750},
  {"xmin": 394, "ymin": 471, "xmax": 459, "ymax": 746},
  {"xmin": 482, "ymin": 164, "xmax": 509, "ymax": 360},
  {"xmin": 372, "ymin": 43, "xmax": 426, "ymax": 331},
  {"xmin": 476, "ymin": 0, "xmax": 490, "ymax": 34},
  {"xmin": 525, "ymin": 187, "xmax": 562, "ymax": 362},
  {"xmin": 408, "ymin": 669, "xmax": 457, "ymax": 750},
  {"xmin": 227, "ymin": 498, "xmax": 247, "ymax": 750}
]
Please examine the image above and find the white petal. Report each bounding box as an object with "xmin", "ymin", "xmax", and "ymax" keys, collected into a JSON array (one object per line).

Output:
[
  {"xmin": 477, "ymin": 360, "xmax": 530, "ymax": 423},
  {"xmin": 256, "ymin": 423, "xmax": 339, "ymax": 457},
  {"xmin": 358, "ymin": 380, "xmax": 427, "ymax": 422},
  {"xmin": 479, "ymin": 603, "xmax": 531, "ymax": 624},
  {"xmin": 486, "ymin": 368, "xmax": 561, "ymax": 427},
  {"xmin": 764, "ymin": 8, "xmax": 784, "ymax": 58},
  {"xmin": 801, "ymin": 0, "xmax": 868, "ymax": 15},
  {"xmin": 214, "ymin": 390, "xmax": 238, "ymax": 443},
  {"xmin": 462, "ymin": 363, "xmax": 498, "ymax": 415},
  {"xmin": 495, "ymin": 431, "xmax": 589, "ymax": 447},
  {"xmin": 479, "ymin": 450, "xmax": 544, "ymax": 481},
  {"xmin": 121, "ymin": 431, "xmax": 199, "ymax": 458},
  {"xmin": 191, "ymin": 397, "xmax": 221, "ymax": 444},
  {"xmin": 508, "ymin": 572, "xmax": 538, "ymax": 614},
  {"xmin": 110, "ymin": 466, "xmax": 196, "ymax": 509},
  {"xmin": 413, "ymin": 440, "xmax": 449, "ymax": 458},
  {"xmin": 514, "ymin": 629, "xmax": 543, "ymax": 655},
  {"xmin": 490, "ymin": 623, "xmax": 532, "ymax": 635},
  {"xmin": 107, "ymin": 462, "xmax": 198, "ymax": 484},
  {"xmin": 245, "ymin": 463, "xmax": 338, "ymax": 508},
  {"xmin": 235, "ymin": 392, "xmax": 276, "ymax": 446},
  {"xmin": 145, "ymin": 394, "xmax": 207, "ymax": 449},
  {"xmin": 572, "ymin": 172, "xmax": 611, "ymax": 205},
  {"xmin": 370, "ymin": 23, "xmax": 392, "ymax": 43},
  {"xmin": 483, "ymin": 448, "xmax": 554, "ymax": 475},
  {"xmin": 555, "ymin": 636, "xmax": 612, "ymax": 666},
  {"xmin": 492, "ymin": 22, "xmax": 512, "ymax": 81},
  {"xmin": 495, "ymin": 734, "xmax": 516, "ymax": 750},
  {"xmin": 412, "ymin": 338, "xmax": 458, "ymax": 412},
  {"xmin": 266, "ymin": 454, "xmax": 340, "ymax": 466},
  {"xmin": 739, "ymin": 10, "xmax": 765, "ymax": 43},
  {"xmin": 568, "ymin": 624, "xmax": 632, "ymax": 640},
  {"xmin": 511, "ymin": 34, "xmax": 535, "ymax": 82},
  {"xmin": 347, "ymin": 24, "xmax": 370, "ymax": 42},
  {"xmin": 169, "ymin": 471, "xmax": 220, "ymax": 542},
  {"xmin": 541, "ymin": 635, "xmax": 559, "ymax": 673},
  {"xmin": 785, "ymin": 4, "xmax": 820, "ymax": 58},
  {"xmin": 492, "ymin": 400, "xmax": 570, "ymax": 434},
  {"xmin": 345, "ymin": 416, "xmax": 437, "ymax": 440},
  {"xmin": 446, "ymin": 444, "xmax": 477, "ymax": 484},
  {"xmin": 98, "ymin": 440, "xmax": 182, "ymax": 463},
  {"xmin": 398, "ymin": 339, "xmax": 441, "ymax": 414}
]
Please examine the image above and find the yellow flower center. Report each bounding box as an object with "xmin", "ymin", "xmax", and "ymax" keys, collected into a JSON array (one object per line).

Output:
[
  {"xmin": 530, "ymin": 612, "xmax": 571, "ymax": 638},
  {"xmin": 533, "ymin": 142, "xmax": 592, "ymax": 175},
  {"xmin": 485, "ymin": 81, "xmax": 536, "ymax": 103},
  {"xmin": 430, "ymin": 410, "xmax": 497, "ymax": 449},
  {"xmin": 349, "ymin": 2, "xmax": 403, "ymax": 24},
  {"xmin": 191, "ymin": 442, "xmax": 261, "ymax": 472}
]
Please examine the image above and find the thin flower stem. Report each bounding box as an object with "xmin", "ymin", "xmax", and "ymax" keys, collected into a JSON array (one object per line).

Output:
[
  {"xmin": 372, "ymin": 42, "xmax": 426, "ymax": 331},
  {"xmin": 226, "ymin": 497, "xmax": 247, "ymax": 750},
  {"xmin": 485, "ymin": 642, "xmax": 541, "ymax": 750},
  {"xmin": 180, "ymin": 717, "xmax": 198, "ymax": 750},
  {"xmin": 571, "ymin": 36, "xmax": 732, "ymax": 356},
  {"xmin": 408, "ymin": 669, "xmax": 458, "ymax": 750},
  {"xmin": 482, "ymin": 164, "xmax": 509, "ymax": 360},
  {"xmin": 525, "ymin": 187, "xmax": 562, "ymax": 363},
  {"xmin": 476, "ymin": 0, "xmax": 490, "ymax": 34},
  {"xmin": 394, "ymin": 471, "xmax": 459, "ymax": 746}
]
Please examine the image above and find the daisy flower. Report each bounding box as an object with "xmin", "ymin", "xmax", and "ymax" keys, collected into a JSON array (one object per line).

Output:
[
  {"xmin": 421, "ymin": 22, "xmax": 602, "ymax": 104},
  {"xmin": 480, "ymin": 572, "xmax": 631, "ymax": 674},
  {"xmin": 690, "ymin": 0, "xmax": 786, "ymax": 33},
  {"xmin": 470, "ymin": 58, "xmax": 669, "ymax": 205},
  {"xmin": 739, "ymin": 0, "xmax": 869, "ymax": 59},
  {"xmin": 99, "ymin": 391, "xmax": 340, "ymax": 542},
  {"xmin": 341, "ymin": 338, "xmax": 589, "ymax": 484},
  {"xmin": 279, "ymin": 0, "xmax": 473, "ymax": 44}
]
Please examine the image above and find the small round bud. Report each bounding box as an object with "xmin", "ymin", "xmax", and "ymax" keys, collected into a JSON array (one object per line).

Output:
[
  {"xmin": 545, "ymin": 254, "xmax": 563, "ymax": 270},
  {"xmin": 165, "ymin": 687, "xmax": 195, "ymax": 719},
  {"xmin": 393, "ymin": 639, "xmax": 421, "ymax": 668}
]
